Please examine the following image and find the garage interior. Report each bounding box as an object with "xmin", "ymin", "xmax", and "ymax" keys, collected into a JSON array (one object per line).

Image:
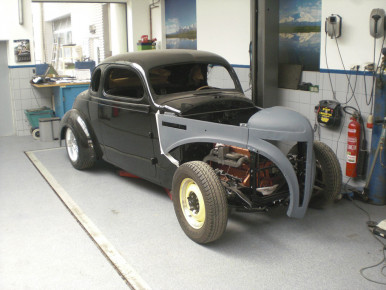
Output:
[{"xmin": 1, "ymin": 0, "xmax": 386, "ymax": 289}]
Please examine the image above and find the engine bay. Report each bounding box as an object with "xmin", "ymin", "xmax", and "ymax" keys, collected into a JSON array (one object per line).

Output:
[{"xmin": 204, "ymin": 144, "xmax": 289, "ymax": 211}]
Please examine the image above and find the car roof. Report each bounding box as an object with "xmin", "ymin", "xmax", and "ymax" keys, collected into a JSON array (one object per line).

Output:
[{"xmin": 100, "ymin": 49, "xmax": 231, "ymax": 71}]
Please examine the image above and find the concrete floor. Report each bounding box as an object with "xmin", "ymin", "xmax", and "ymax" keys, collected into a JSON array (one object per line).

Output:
[{"xmin": 1, "ymin": 135, "xmax": 386, "ymax": 289}]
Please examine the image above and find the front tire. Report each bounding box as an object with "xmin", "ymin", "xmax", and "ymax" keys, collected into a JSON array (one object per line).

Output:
[
  {"xmin": 65, "ymin": 127, "xmax": 95, "ymax": 170},
  {"xmin": 172, "ymin": 161, "xmax": 228, "ymax": 244}
]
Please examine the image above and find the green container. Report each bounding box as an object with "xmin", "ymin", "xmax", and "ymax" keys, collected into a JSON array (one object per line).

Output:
[
  {"xmin": 25, "ymin": 107, "xmax": 55, "ymax": 129},
  {"xmin": 137, "ymin": 42, "xmax": 155, "ymax": 51}
]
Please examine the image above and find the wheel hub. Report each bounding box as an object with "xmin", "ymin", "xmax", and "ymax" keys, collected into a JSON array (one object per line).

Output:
[
  {"xmin": 179, "ymin": 178, "xmax": 206, "ymax": 229},
  {"xmin": 187, "ymin": 192, "xmax": 200, "ymax": 214},
  {"xmin": 66, "ymin": 128, "xmax": 79, "ymax": 162}
]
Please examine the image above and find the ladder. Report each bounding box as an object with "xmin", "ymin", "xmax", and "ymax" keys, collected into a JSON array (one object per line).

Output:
[{"xmin": 51, "ymin": 41, "xmax": 60, "ymax": 70}]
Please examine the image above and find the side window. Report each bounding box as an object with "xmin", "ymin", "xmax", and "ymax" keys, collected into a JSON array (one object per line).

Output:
[
  {"xmin": 91, "ymin": 68, "xmax": 101, "ymax": 92},
  {"xmin": 104, "ymin": 67, "xmax": 144, "ymax": 99}
]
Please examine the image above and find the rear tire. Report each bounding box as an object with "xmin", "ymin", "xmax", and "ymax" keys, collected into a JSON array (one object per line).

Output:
[
  {"xmin": 65, "ymin": 127, "xmax": 95, "ymax": 170},
  {"xmin": 172, "ymin": 161, "xmax": 228, "ymax": 244}
]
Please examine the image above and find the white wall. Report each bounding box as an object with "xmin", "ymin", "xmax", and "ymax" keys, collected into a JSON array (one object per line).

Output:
[
  {"xmin": 197, "ymin": 0, "xmax": 250, "ymax": 65},
  {"xmin": 0, "ymin": 41, "xmax": 15, "ymax": 136},
  {"xmin": 111, "ymin": 3, "xmax": 128, "ymax": 54},
  {"xmin": 0, "ymin": 0, "xmax": 35, "ymax": 65},
  {"xmin": 150, "ymin": 0, "xmax": 162, "ymax": 45},
  {"xmin": 321, "ymin": 0, "xmax": 385, "ymax": 70},
  {"xmin": 127, "ymin": 0, "xmax": 151, "ymax": 51}
]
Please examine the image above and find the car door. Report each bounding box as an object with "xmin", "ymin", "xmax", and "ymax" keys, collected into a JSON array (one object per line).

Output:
[{"xmin": 98, "ymin": 64, "xmax": 157, "ymax": 179}]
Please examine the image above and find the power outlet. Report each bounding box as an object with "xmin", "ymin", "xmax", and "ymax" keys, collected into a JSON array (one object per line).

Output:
[{"xmin": 364, "ymin": 62, "xmax": 375, "ymax": 71}]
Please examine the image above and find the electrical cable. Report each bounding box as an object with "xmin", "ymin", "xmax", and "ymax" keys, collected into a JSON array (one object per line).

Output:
[
  {"xmin": 333, "ymin": 33, "xmax": 361, "ymax": 113},
  {"xmin": 360, "ymin": 234, "xmax": 386, "ymax": 285},
  {"xmin": 364, "ymin": 69, "xmax": 369, "ymax": 106},
  {"xmin": 368, "ymin": 35, "xmax": 386, "ymax": 114},
  {"xmin": 347, "ymin": 197, "xmax": 386, "ymax": 285},
  {"xmin": 324, "ymin": 31, "xmax": 337, "ymax": 100},
  {"xmin": 334, "ymin": 109, "xmax": 346, "ymax": 155},
  {"xmin": 343, "ymin": 106, "xmax": 358, "ymax": 116},
  {"xmin": 367, "ymin": 36, "xmax": 378, "ymax": 109},
  {"xmin": 341, "ymin": 68, "xmax": 359, "ymax": 105}
]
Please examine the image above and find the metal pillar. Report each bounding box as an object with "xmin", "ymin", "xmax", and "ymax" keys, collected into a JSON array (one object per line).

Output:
[
  {"xmin": 366, "ymin": 72, "xmax": 386, "ymax": 205},
  {"xmin": 251, "ymin": 0, "xmax": 279, "ymax": 108}
]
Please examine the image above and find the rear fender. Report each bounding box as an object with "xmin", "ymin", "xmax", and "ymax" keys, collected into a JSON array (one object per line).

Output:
[{"xmin": 60, "ymin": 109, "xmax": 101, "ymax": 158}]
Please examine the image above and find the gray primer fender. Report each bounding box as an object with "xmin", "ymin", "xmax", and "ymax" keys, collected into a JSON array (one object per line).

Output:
[
  {"xmin": 247, "ymin": 107, "xmax": 315, "ymax": 218},
  {"xmin": 156, "ymin": 106, "xmax": 315, "ymax": 219}
]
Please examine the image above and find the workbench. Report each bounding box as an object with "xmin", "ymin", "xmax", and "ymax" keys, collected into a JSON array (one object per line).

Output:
[{"xmin": 32, "ymin": 82, "xmax": 90, "ymax": 118}]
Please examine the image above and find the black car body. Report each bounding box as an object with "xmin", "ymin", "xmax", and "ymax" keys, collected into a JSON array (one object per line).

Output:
[{"xmin": 60, "ymin": 50, "xmax": 341, "ymax": 243}]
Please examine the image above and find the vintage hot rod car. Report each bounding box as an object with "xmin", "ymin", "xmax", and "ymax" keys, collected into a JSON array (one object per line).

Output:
[{"xmin": 60, "ymin": 50, "xmax": 342, "ymax": 244}]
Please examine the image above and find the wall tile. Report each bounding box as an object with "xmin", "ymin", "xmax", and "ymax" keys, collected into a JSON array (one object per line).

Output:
[
  {"xmin": 14, "ymin": 99, "xmax": 22, "ymax": 111},
  {"xmin": 321, "ymin": 89, "xmax": 334, "ymax": 100},
  {"xmin": 309, "ymin": 105, "xmax": 317, "ymax": 122},
  {"xmin": 311, "ymin": 72, "xmax": 320, "ymax": 86},
  {"xmin": 287, "ymin": 89, "xmax": 299, "ymax": 102},
  {"xmin": 335, "ymin": 74, "xmax": 348, "ymax": 92},
  {"xmin": 321, "ymin": 72, "xmax": 335, "ymax": 91},
  {"xmin": 359, "ymin": 94, "xmax": 372, "ymax": 114},
  {"xmin": 298, "ymin": 103, "xmax": 310, "ymax": 119},
  {"xmin": 365, "ymin": 75, "xmax": 376, "ymax": 95},
  {"xmin": 20, "ymin": 88, "xmax": 30, "ymax": 100},
  {"xmin": 19, "ymin": 78, "xmax": 31, "ymax": 89},
  {"xmin": 301, "ymin": 71, "xmax": 310, "ymax": 83},
  {"xmin": 320, "ymin": 137, "xmax": 333, "ymax": 149},
  {"xmin": 302, "ymin": 71, "xmax": 319, "ymax": 86},
  {"xmin": 10, "ymin": 68, "xmax": 19, "ymax": 79},
  {"xmin": 298, "ymin": 90, "xmax": 311, "ymax": 104},
  {"xmin": 335, "ymin": 141, "xmax": 346, "ymax": 159},
  {"xmin": 11, "ymin": 78, "xmax": 20, "ymax": 91},
  {"xmin": 12, "ymin": 89, "xmax": 21, "ymax": 101},
  {"xmin": 236, "ymin": 67, "xmax": 249, "ymax": 83},
  {"xmin": 319, "ymin": 72, "xmax": 324, "ymax": 88},
  {"xmin": 310, "ymin": 91, "xmax": 322, "ymax": 103},
  {"xmin": 19, "ymin": 68, "xmax": 30, "ymax": 79}
]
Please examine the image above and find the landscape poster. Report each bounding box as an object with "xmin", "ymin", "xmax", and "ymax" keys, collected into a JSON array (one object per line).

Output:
[
  {"xmin": 165, "ymin": 0, "xmax": 197, "ymax": 49},
  {"xmin": 279, "ymin": 0, "xmax": 321, "ymax": 71}
]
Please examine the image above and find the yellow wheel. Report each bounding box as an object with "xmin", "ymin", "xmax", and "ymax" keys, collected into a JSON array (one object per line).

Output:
[
  {"xmin": 172, "ymin": 161, "xmax": 228, "ymax": 244},
  {"xmin": 179, "ymin": 178, "xmax": 206, "ymax": 229}
]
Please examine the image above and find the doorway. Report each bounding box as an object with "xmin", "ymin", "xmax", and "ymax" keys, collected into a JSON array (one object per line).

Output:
[{"xmin": 0, "ymin": 41, "xmax": 15, "ymax": 136}]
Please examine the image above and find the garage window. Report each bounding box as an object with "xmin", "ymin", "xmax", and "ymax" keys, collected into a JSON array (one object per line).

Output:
[{"xmin": 104, "ymin": 68, "xmax": 144, "ymax": 99}]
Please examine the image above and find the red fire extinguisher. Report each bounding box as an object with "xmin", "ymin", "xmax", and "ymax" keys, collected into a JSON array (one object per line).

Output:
[{"xmin": 346, "ymin": 114, "xmax": 361, "ymax": 177}]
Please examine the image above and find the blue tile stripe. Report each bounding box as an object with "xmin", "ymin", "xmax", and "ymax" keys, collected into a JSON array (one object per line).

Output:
[
  {"xmin": 8, "ymin": 65, "xmax": 36, "ymax": 69},
  {"xmin": 231, "ymin": 64, "xmax": 250, "ymax": 68},
  {"xmin": 319, "ymin": 68, "xmax": 374, "ymax": 76}
]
